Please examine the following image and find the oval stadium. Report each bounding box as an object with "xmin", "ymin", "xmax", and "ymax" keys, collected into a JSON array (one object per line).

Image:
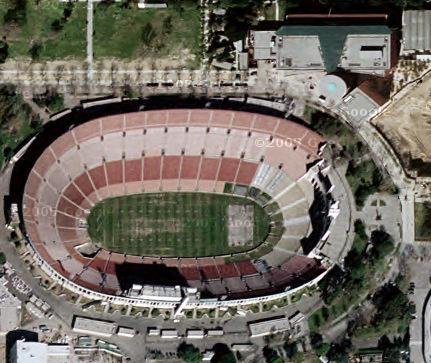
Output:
[{"xmin": 18, "ymin": 107, "xmax": 349, "ymax": 311}]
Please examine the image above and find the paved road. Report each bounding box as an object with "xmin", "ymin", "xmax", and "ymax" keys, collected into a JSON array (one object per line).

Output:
[
  {"xmin": 0, "ymin": 65, "xmax": 250, "ymax": 86},
  {"xmin": 0, "ymin": 61, "xmax": 325, "ymax": 100},
  {"xmin": 86, "ymin": 0, "xmax": 94, "ymax": 82},
  {"xmin": 424, "ymin": 291, "xmax": 431, "ymax": 363},
  {"xmin": 406, "ymin": 250, "xmax": 431, "ymax": 363}
]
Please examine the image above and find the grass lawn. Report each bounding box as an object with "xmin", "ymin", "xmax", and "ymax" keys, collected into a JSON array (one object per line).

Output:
[
  {"xmin": 87, "ymin": 192, "xmax": 270, "ymax": 257},
  {"xmin": 0, "ymin": 0, "xmax": 86, "ymax": 60},
  {"xmin": 0, "ymin": 0, "xmax": 201, "ymax": 63},
  {"xmin": 92, "ymin": 1, "xmax": 201, "ymax": 66},
  {"xmin": 415, "ymin": 202, "xmax": 431, "ymax": 240}
]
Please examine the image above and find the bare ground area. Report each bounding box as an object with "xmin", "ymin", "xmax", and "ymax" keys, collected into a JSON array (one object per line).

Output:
[
  {"xmin": 228, "ymin": 204, "xmax": 254, "ymax": 247},
  {"xmin": 373, "ymin": 74, "xmax": 431, "ymax": 176}
]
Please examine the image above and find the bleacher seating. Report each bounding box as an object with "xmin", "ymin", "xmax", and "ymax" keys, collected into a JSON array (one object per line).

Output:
[{"xmin": 23, "ymin": 109, "xmax": 326, "ymax": 297}]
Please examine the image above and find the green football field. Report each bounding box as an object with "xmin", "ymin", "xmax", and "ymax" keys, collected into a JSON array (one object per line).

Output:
[{"xmin": 87, "ymin": 192, "xmax": 270, "ymax": 257}]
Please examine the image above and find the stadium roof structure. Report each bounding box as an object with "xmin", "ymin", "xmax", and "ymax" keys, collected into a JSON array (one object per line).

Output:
[{"xmin": 276, "ymin": 25, "xmax": 391, "ymax": 72}]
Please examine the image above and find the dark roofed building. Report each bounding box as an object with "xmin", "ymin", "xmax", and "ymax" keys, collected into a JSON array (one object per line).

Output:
[{"xmin": 275, "ymin": 25, "xmax": 392, "ymax": 74}]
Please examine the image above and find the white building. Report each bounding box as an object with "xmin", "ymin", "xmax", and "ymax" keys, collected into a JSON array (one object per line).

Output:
[
  {"xmin": 402, "ymin": 10, "xmax": 431, "ymax": 52},
  {"xmin": 10, "ymin": 341, "xmax": 70, "ymax": 363},
  {"xmin": 138, "ymin": 0, "xmax": 167, "ymax": 9},
  {"xmin": 117, "ymin": 326, "xmax": 135, "ymax": 338},
  {"xmin": 127, "ymin": 284, "xmax": 183, "ymax": 302},
  {"xmin": 148, "ymin": 328, "xmax": 160, "ymax": 336},
  {"xmin": 72, "ymin": 316, "xmax": 116, "ymax": 338},
  {"xmin": 251, "ymin": 24, "xmax": 392, "ymax": 76},
  {"xmin": 207, "ymin": 329, "xmax": 224, "ymax": 337},
  {"xmin": 186, "ymin": 329, "xmax": 205, "ymax": 339},
  {"xmin": 161, "ymin": 329, "xmax": 179, "ymax": 339},
  {"xmin": 248, "ymin": 316, "xmax": 291, "ymax": 337}
]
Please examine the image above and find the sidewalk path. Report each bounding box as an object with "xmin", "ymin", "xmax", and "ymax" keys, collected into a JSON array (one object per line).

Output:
[{"xmin": 86, "ymin": 0, "xmax": 94, "ymax": 82}]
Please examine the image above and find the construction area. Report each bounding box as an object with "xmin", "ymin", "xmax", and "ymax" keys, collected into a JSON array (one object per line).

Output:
[{"xmin": 372, "ymin": 73, "xmax": 431, "ymax": 177}]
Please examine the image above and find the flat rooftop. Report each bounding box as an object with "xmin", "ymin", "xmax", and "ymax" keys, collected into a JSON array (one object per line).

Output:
[
  {"xmin": 277, "ymin": 35, "xmax": 325, "ymax": 69},
  {"xmin": 403, "ymin": 10, "xmax": 431, "ymax": 51},
  {"xmin": 340, "ymin": 34, "xmax": 390, "ymax": 72},
  {"xmin": 248, "ymin": 316, "xmax": 290, "ymax": 337},
  {"xmin": 72, "ymin": 317, "xmax": 116, "ymax": 337},
  {"xmin": 128, "ymin": 284, "xmax": 182, "ymax": 300},
  {"xmin": 338, "ymin": 87, "xmax": 381, "ymax": 125},
  {"xmin": 117, "ymin": 326, "xmax": 135, "ymax": 337},
  {"xmin": 0, "ymin": 277, "xmax": 21, "ymax": 332},
  {"xmin": 250, "ymin": 30, "xmax": 276, "ymax": 60},
  {"xmin": 276, "ymin": 25, "xmax": 391, "ymax": 72}
]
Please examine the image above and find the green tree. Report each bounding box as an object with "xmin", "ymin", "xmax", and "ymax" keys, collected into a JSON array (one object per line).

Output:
[
  {"xmin": 163, "ymin": 16, "xmax": 173, "ymax": 34},
  {"xmin": 315, "ymin": 342, "xmax": 330, "ymax": 356},
  {"xmin": 284, "ymin": 342, "xmax": 297, "ymax": 358},
  {"xmin": 167, "ymin": 0, "xmax": 185, "ymax": 15},
  {"xmin": 177, "ymin": 343, "xmax": 202, "ymax": 363},
  {"xmin": 62, "ymin": 3, "xmax": 74, "ymax": 19},
  {"xmin": 310, "ymin": 333, "xmax": 330, "ymax": 356},
  {"xmin": 0, "ymin": 84, "xmax": 41, "ymax": 168},
  {"xmin": 141, "ymin": 23, "xmax": 156, "ymax": 47},
  {"xmin": 326, "ymin": 339, "xmax": 352, "ymax": 363},
  {"xmin": 369, "ymin": 230, "xmax": 394, "ymax": 262},
  {"xmin": 50, "ymin": 19, "xmax": 63, "ymax": 32},
  {"xmin": 0, "ymin": 41, "xmax": 8, "ymax": 64},
  {"xmin": 212, "ymin": 343, "xmax": 236, "ymax": 363},
  {"xmin": 263, "ymin": 346, "xmax": 284, "ymax": 363},
  {"xmin": 378, "ymin": 335, "xmax": 409, "ymax": 363},
  {"xmin": 372, "ymin": 284, "xmax": 414, "ymax": 324},
  {"xmin": 220, "ymin": 0, "xmax": 253, "ymax": 7},
  {"xmin": 45, "ymin": 92, "xmax": 64, "ymax": 113},
  {"xmin": 344, "ymin": 249, "xmax": 366, "ymax": 280},
  {"xmin": 32, "ymin": 90, "xmax": 64, "ymax": 113},
  {"xmin": 4, "ymin": 0, "xmax": 27, "ymax": 26},
  {"xmin": 29, "ymin": 42, "xmax": 42, "ymax": 61}
]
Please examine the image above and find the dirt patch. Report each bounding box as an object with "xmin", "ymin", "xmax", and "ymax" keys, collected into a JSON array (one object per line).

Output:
[
  {"xmin": 373, "ymin": 74, "xmax": 431, "ymax": 176},
  {"xmin": 228, "ymin": 204, "xmax": 254, "ymax": 247}
]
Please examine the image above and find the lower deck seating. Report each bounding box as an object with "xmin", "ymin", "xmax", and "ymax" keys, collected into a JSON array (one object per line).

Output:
[{"xmin": 23, "ymin": 109, "xmax": 325, "ymax": 297}]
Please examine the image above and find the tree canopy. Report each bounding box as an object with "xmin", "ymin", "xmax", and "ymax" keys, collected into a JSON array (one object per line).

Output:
[
  {"xmin": 177, "ymin": 343, "xmax": 202, "ymax": 363},
  {"xmin": 4, "ymin": 0, "xmax": 27, "ymax": 26},
  {"xmin": 211, "ymin": 343, "xmax": 236, "ymax": 363},
  {"xmin": 263, "ymin": 346, "xmax": 284, "ymax": 363},
  {"xmin": 372, "ymin": 284, "xmax": 415, "ymax": 324}
]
